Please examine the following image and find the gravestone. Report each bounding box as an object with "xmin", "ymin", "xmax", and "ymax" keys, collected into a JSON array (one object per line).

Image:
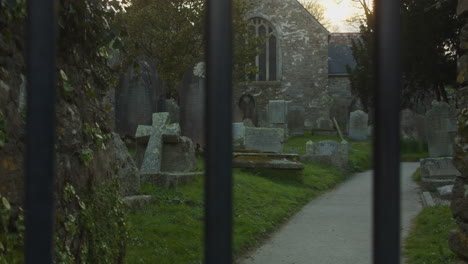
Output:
[
  {"xmin": 239, "ymin": 94, "xmax": 256, "ymax": 123},
  {"xmin": 243, "ymin": 118, "xmax": 255, "ymax": 127},
  {"xmin": 139, "ymin": 112, "xmax": 171, "ymax": 175},
  {"xmin": 232, "ymin": 123, "xmax": 246, "ymax": 139},
  {"xmin": 161, "ymin": 136, "xmax": 196, "ymax": 172},
  {"xmin": 112, "ymin": 133, "xmax": 140, "ymax": 196},
  {"xmin": 165, "ymin": 99, "xmax": 180, "ymax": 123},
  {"xmin": 288, "ymin": 105, "xmax": 305, "ymax": 136},
  {"xmin": 180, "ymin": 61, "xmax": 206, "ymax": 147},
  {"xmin": 349, "ymin": 110, "xmax": 368, "ymax": 141},
  {"xmin": 420, "ymin": 157, "xmax": 461, "ymax": 189},
  {"xmin": 425, "ymin": 101, "xmax": 457, "ymax": 157},
  {"xmin": 267, "ymin": 100, "xmax": 288, "ymax": 124},
  {"xmin": 304, "ymin": 140, "xmax": 349, "ymax": 170},
  {"xmin": 135, "ymin": 125, "xmax": 152, "ymax": 169},
  {"xmin": 115, "ymin": 57, "xmax": 165, "ymax": 136},
  {"xmin": 244, "ymin": 127, "xmax": 285, "ymax": 153}
]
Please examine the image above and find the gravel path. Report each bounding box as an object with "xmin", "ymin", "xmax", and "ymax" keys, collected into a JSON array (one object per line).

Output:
[{"xmin": 239, "ymin": 162, "xmax": 422, "ymax": 264}]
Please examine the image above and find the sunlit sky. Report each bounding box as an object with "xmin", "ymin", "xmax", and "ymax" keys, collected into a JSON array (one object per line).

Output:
[{"xmin": 313, "ymin": 0, "xmax": 367, "ymax": 32}]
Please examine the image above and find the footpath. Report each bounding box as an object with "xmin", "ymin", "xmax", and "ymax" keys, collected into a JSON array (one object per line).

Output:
[{"xmin": 239, "ymin": 162, "xmax": 421, "ymax": 264}]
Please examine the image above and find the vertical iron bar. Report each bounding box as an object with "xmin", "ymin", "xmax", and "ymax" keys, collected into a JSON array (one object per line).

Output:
[
  {"xmin": 25, "ymin": 1, "xmax": 57, "ymax": 263},
  {"xmin": 373, "ymin": 0, "xmax": 401, "ymax": 263},
  {"xmin": 205, "ymin": 0, "xmax": 233, "ymax": 263}
]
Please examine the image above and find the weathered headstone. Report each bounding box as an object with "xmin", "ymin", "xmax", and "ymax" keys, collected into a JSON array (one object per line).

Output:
[
  {"xmin": 165, "ymin": 99, "xmax": 180, "ymax": 124},
  {"xmin": 233, "ymin": 123, "xmax": 246, "ymax": 139},
  {"xmin": 349, "ymin": 110, "xmax": 368, "ymax": 141},
  {"xmin": 161, "ymin": 136, "xmax": 197, "ymax": 172},
  {"xmin": 112, "ymin": 133, "xmax": 140, "ymax": 196},
  {"xmin": 267, "ymin": 100, "xmax": 288, "ymax": 124},
  {"xmin": 304, "ymin": 140, "xmax": 349, "ymax": 170},
  {"xmin": 140, "ymin": 112, "xmax": 170, "ymax": 175},
  {"xmin": 179, "ymin": 61, "xmax": 206, "ymax": 147},
  {"xmin": 425, "ymin": 101, "xmax": 457, "ymax": 157},
  {"xmin": 244, "ymin": 127, "xmax": 284, "ymax": 153},
  {"xmin": 420, "ymin": 157, "xmax": 461, "ymax": 189},
  {"xmin": 243, "ymin": 118, "xmax": 255, "ymax": 127},
  {"xmin": 288, "ymin": 105, "xmax": 305, "ymax": 136},
  {"xmin": 115, "ymin": 58, "xmax": 165, "ymax": 136},
  {"xmin": 135, "ymin": 125, "xmax": 152, "ymax": 169}
]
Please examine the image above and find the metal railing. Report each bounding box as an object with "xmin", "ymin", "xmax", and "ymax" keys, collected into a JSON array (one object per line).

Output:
[{"xmin": 24, "ymin": 0, "xmax": 400, "ymax": 263}]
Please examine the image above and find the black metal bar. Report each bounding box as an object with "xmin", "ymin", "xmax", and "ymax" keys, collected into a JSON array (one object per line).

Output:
[
  {"xmin": 204, "ymin": 0, "xmax": 233, "ymax": 263},
  {"xmin": 373, "ymin": 0, "xmax": 401, "ymax": 263},
  {"xmin": 25, "ymin": 1, "xmax": 57, "ymax": 263}
]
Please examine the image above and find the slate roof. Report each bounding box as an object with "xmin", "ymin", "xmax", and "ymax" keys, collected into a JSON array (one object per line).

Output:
[{"xmin": 328, "ymin": 33, "xmax": 360, "ymax": 76}]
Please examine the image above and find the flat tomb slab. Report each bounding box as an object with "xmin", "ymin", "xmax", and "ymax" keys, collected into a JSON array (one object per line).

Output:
[
  {"xmin": 233, "ymin": 152, "xmax": 299, "ymax": 159},
  {"xmin": 233, "ymin": 156, "xmax": 304, "ymax": 170}
]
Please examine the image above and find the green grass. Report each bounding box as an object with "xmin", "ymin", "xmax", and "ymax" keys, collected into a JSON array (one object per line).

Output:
[
  {"xmin": 284, "ymin": 131, "xmax": 372, "ymax": 172},
  {"xmin": 400, "ymin": 138, "xmax": 429, "ymax": 162},
  {"xmin": 404, "ymin": 206, "xmax": 457, "ymax": 264},
  {"xmin": 412, "ymin": 168, "xmax": 421, "ymax": 182},
  {"xmin": 125, "ymin": 133, "xmax": 372, "ymax": 263}
]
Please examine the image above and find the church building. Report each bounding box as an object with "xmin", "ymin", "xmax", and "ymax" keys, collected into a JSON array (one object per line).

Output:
[{"xmin": 233, "ymin": 0, "xmax": 331, "ymax": 130}]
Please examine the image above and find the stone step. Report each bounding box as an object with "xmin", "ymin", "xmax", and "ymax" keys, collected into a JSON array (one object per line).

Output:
[{"xmin": 421, "ymin": 192, "xmax": 436, "ymax": 207}]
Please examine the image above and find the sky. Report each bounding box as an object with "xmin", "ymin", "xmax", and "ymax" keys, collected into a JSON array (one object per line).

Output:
[{"xmin": 313, "ymin": 0, "xmax": 366, "ymax": 32}]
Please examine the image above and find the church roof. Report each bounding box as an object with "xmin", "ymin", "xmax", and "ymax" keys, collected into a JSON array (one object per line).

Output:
[{"xmin": 328, "ymin": 33, "xmax": 360, "ymax": 76}]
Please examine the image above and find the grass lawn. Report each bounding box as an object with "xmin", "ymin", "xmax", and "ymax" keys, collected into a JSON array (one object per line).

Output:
[
  {"xmin": 404, "ymin": 206, "xmax": 457, "ymax": 264},
  {"xmin": 125, "ymin": 133, "xmax": 372, "ymax": 263}
]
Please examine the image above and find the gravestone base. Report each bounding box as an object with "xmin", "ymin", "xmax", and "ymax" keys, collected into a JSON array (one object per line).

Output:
[
  {"xmin": 161, "ymin": 136, "xmax": 197, "ymax": 172},
  {"xmin": 420, "ymin": 157, "xmax": 461, "ymax": 190}
]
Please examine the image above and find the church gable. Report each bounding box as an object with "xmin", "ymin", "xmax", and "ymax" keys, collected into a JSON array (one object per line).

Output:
[{"xmin": 236, "ymin": 0, "xmax": 331, "ymax": 130}]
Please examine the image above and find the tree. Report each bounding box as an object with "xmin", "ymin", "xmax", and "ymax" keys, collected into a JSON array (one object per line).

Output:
[
  {"xmin": 347, "ymin": 0, "xmax": 460, "ymax": 109},
  {"xmin": 299, "ymin": 0, "xmax": 332, "ymax": 30},
  {"xmin": 119, "ymin": 0, "xmax": 262, "ymax": 92}
]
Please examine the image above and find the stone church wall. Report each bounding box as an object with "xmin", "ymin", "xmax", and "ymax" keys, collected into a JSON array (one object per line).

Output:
[{"xmin": 235, "ymin": 0, "xmax": 330, "ymax": 129}]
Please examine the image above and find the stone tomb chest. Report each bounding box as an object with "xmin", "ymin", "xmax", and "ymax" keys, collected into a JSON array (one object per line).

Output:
[
  {"xmin": 420, "ymin": 157, "xmax": 461, "ymax": 189},
  {"xmin": 244, "ymin": 127, "xmax": 285, "ymax": 153}
]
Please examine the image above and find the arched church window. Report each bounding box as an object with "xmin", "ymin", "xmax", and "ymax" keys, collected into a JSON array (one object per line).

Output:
[{"xmin": 249, "ymin": 17, "xmax": 278, "ymax": 81}]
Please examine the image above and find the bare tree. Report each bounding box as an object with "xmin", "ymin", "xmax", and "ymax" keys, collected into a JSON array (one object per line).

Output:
[{"xmin": 298, "ymin": 0, "xmax": 332, "ymax": 30}]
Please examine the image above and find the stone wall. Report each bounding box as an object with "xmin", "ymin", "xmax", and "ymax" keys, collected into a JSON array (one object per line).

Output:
[
  {"xmin": 449, "ymin": 0, "xmax": 468, "ymax": 260},
  {"xmin": 235, "ymin": 0, "xmax": 330, "ymax": 129}
]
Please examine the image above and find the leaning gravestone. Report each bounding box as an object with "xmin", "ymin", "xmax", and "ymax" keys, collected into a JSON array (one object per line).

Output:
[
  {"xmin": 420, "ymin": 157, "xmax": 461, "ymax": 189},
  {"xmin": 288, "ymin": 105, "xmax": 305, "ymax": 136},
  {"xmin": 304, "ymin": 140, "xmax": 349, "ymax": 170},
  {"xmin": 425, "ymin": 101, "xmax": 457, "ymax": 157},
  {"xmin": 349, "ymin": 110, "xmax": 368, "ymax": 141},
  {"xmin": 244, "ymin": 127, "xmax": 284, "ymax": 153},
  {"xmin": 112, "ymin": 133, "xmax": 140, "ymax": 196}
]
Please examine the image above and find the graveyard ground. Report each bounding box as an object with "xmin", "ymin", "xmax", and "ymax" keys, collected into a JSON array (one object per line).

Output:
[
  {"xmin": 404, "ymin": 206, "xmax": 457, "ymax": 263},
  {"xmin": 124, "ymin": 133, "xmax": 428, "ymax": 263},
  {"xmin": 125, "ymin": 133, "xmax": 372, "ymax": 263}
]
